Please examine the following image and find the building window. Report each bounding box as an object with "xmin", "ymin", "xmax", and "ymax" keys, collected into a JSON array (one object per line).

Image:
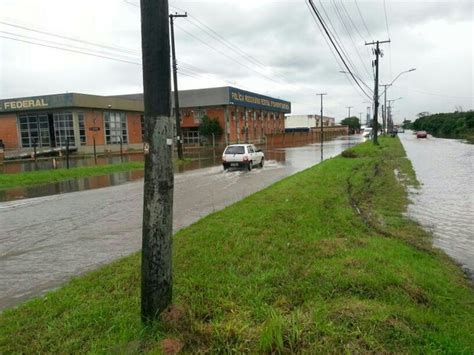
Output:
[
  {"xmin": 19, "ymin": 113, "xmax": 50, "ymax": 148},
  {"xmin": 193, "ymin": 109, "xmax": 206, "ymax": 124},
  {"xmin": 140, "ymin": 114, "xmax": 145, "ymax": 139},
  {"xmin": 53, "ymin": 112, "xmax": 75, "ymax": 147},
  {"xmin": 78, "ymin": 113, "xmax": 86, "ymax": 145},
  {"xmin": 104, "ymin": 111, "xmax": 128, "ymax": 144}
]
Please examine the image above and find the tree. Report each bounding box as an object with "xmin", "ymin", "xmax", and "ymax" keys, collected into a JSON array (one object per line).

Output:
[
  {"xmin": 417, "ymin": 111, "xmax": 430, "ymax": 118},
  {"xmin": 340, "ymin": 116, "xmax": 361, "ymax": 134},
  {"xmin": 402, "ymin": 119, "xmax": 412, "ymax": 129},
  {"xmin": 199, "ymin": 115, "xmax": 223, "ymax": 141}
]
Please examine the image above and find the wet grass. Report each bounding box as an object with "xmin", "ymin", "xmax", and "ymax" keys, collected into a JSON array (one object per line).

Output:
[
  {"xmin": 1, "ymin": 137, "xmax": 473, "ymax": 353},
  {"xmin": 0, "ymin": 158, "xmax": 192, "ymax": 190},
  {"xmin": 0, "ymin": 161, "xmax": 145, "ymax": 190}
]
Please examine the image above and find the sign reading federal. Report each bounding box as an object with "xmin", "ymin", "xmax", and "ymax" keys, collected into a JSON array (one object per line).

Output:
[{"xmin": 1, "ymin": 99, "xmax": 49, "ymax": 110}]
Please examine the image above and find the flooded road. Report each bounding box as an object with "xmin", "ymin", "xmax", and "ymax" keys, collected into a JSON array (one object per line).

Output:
[
  {"xmin": 400, "ymin": 133, "xmax": 474, "ymax": 277},
  {"xmin": 0, "ymin": 136, "xmax": 361, "ymax": 310}
]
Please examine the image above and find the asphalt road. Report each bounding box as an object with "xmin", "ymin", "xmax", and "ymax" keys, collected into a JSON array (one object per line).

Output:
[{"xmin": 0, "ymin": 137, "xmax": 360, "ymax": 310}]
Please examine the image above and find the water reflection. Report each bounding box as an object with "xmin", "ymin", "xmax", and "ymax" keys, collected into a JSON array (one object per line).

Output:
[
  {"xmin": 1, "ymin": 154, "xmax": 144, "ymax": 174},
  {"xmin": 0, "ymin": 170, "xmax": 145, "ymax": 202}
]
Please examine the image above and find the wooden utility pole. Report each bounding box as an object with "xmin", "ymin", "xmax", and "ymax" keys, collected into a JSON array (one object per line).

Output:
[
  {"xmin": 169, "ymin": 12, "xmax": 187, "ymax": 160},
  {"xmin": 140, "ymin": 0, "xmax": 174, "ymax": 322},
  {"xmin": 365, "ymin": 40, "xmax": 390, "ymax": 145},
  {"xmin": 316, "ymin": 93, "xmax": 327, "ymax": 145}
]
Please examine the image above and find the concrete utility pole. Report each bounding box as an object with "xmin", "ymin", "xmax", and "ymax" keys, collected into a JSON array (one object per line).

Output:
[
  {"xmin": 169, "ymin": 12, "xmax": 187, "ymax": 160},
  {"xmin": 380, "ymin": 84, "xmax": 390, "ymax": 134},
  {"xmin": 346, "ymin": 106, "xmax": 353, "ymax": 119},
  {"xmin": 365, "ymin": 39, "xmax": 390, "ymax": 145},
  {"xmin": 316, "ymin": 93, "xmax": 327, "ymax": 145},
  {"xmin": 140, "ymin": 0, "xmax": 174, "ymax": 322}
]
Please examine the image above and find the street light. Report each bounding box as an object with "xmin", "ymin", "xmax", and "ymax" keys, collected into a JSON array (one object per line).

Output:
[{"xmin": 380, "ymin": 68, "xmax": 415, "ymax": 133}]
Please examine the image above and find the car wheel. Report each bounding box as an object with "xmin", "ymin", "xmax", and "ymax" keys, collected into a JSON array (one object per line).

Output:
[
  {"xmin": 260, "ymin": 158, "xmax": 264, "ymax": 168},
  {"xmin": 223, "ymin": 164, "xmax": 228, "ymax": 170},
  {"xmin": 248, "ymin": 161, "xmax": 253, "ymax": 171}
]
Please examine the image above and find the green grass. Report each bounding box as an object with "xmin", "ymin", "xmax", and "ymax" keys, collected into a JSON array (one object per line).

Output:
[
  {"xmin": 0, "ymin": 161, "xmax": 144, "ymax": 190},
  {"xmin": 1, "ymin": 137, "xmax": 473, "ymax": 353},
  {"xmin": 0, "ymin": 158, "xmax": 193, "ymax": 190}
]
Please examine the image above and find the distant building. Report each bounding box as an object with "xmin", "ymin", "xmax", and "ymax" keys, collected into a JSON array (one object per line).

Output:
[
  {"xmin": 285, "ymin": 114, "xmax": 335, "ymax": 130},
  {"xmin": 0, "ymin": 87, "xmax": 291, "ymax": 154}
]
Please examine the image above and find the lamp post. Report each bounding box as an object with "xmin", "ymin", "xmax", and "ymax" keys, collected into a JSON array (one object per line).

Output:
[{"xmin": 380, "ymin": 68, "xmax": 416, "ymax": 133}]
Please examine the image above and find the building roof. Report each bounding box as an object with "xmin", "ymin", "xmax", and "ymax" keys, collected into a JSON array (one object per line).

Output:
[
  {"xmin": 109, "ymin": 87, "xmax": 291, "ymax": 113},
  {"xmin": 0, "ymin": 87, "xmax": 291, "ymax": 114}
]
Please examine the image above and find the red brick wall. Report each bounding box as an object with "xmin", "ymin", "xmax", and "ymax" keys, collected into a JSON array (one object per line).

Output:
[
  {"xmin": 84, "ymin": 110, "xmax": 105, "ymax": 145},
  {"xmin": 0, "ymin": 114, "xmax": 19, "ymax": 149},
  {"xmin": 127, "ymin": 112, "xmax": 142, "ymax": 144},
  {"xmin": 266, "ymin": 126, "xmax": 349, "ymax": 147}
]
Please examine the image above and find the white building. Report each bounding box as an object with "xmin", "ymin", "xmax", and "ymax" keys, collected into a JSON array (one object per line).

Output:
[{"xmin": 285, "ymin": 114, "xmax": 335, "ymax": 129}]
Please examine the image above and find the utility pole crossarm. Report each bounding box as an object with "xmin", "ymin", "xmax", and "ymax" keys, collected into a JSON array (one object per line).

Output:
[{"xmin": 365, "ymin": 39, "xmax": 391, "ymax": 46}]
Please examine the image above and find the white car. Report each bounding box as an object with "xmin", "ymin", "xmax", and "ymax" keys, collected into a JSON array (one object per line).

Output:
[
  {"xmin": 222, "ymin": 144, "xmax": 264, "ymax": 171},
  {"xmin": 362, "ymin": 127, "xmax": 373, "ymax": 138}
]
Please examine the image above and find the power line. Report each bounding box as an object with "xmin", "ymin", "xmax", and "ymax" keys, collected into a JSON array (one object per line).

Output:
[
  {"xmin": 330, "ymin": 0, "xmax": 372, "ymax": 81},
  {"xmin": 0, "ymin": 30, "xmax": 140, "ymax": 62},
  {"xmin": 382, "ymin": 0, "xmax": 393, "ymax": 79},
  {"xmin": 306, "ymin": 0, "xmax": 373, "ymax": 100},
  {"xmin": 391, "ymin": 85, "xmax": 474, "ymax": 99},
  {"xmin": 317, "ymin": 0, "xmax": 366, "ymax": 84},
  {"xmin": 354, "ymin": 0, "xmax": 372, "ymax": 39},
  {"xmin": 305, "ymin": 0, "xmax": 368, "ymax": 102},
  {"xmin": 174, "ymin": 24, "xmax": 283, "ymax": 86},
  {"xmin": 0, "ymin": 35, "xmax": 142, "ymax": 66},
  {"xmin": 0, "ymin": 19, "xmax": 138, "ymax": 55},
  {"xmin": 122, "ymin": 0, "xmax": 287, "ymax": 86},
  {"xmin": 168, "ymin": 2, "xmax": 269, "ymax": 70}
]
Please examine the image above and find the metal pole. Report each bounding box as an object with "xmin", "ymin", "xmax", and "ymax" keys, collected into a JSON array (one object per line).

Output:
[
  {"xmin": 140, "ymin": 0, "xmax": 174, "ymax": 322},
  {"xmin": 383, "ymin": 85, "xmax": 388, "ymax": 134},
  {"xmin": 33, "ymin": 139, "xmax": 37, "ymax": 162},
  {"xmin": 120, "ymin": 136, "xmax": 123, "ymax": 162},
  {"xmin": 316, "ymin": 93, "xmax": 327, "ymax": 145},
  {"xmin": 170, "ymin": 12, "xmax": 187, "ymax": 160},
  {"xmin": 66, "ymin": 137, "xmax": 70, "ymax": 169},
  {"xmin": 93, "ymin": 135, "xmax": 97, "ymax": 164}
]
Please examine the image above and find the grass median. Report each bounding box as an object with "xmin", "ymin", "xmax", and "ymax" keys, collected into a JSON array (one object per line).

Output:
[{"xmin": 1, "ymin": 137, "xmax": 473, "ymax": 353}]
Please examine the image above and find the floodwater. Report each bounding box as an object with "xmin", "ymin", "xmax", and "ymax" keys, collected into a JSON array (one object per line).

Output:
[
  {"xmin": 400, "ymin": 132, "xmax": 474, "ymax": 278},
  {"xmin": 0, "ymin": 136, "xmax": 361, "ymax": 310}
]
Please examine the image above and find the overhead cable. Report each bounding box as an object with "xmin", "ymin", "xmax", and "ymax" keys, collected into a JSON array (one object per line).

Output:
[{"xmin": 306, "ymin": 0, "xmax": 373, "ymax": 100}]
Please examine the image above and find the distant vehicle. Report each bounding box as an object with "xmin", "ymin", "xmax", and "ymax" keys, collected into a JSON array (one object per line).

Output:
[
  {"xmin": 222, "ymin": 144, "xmax": 264, "ymax": 171},
  {"xmin": 416, "ymin": 131, "xmax": 428, "ymax": 138},
  {"xmin": 398, "ymin": 127, "xmax": 405, "ymax": 133},
  {"xmin": 362, "ymin": 127, "xmax": 373, "ymax": 138}
]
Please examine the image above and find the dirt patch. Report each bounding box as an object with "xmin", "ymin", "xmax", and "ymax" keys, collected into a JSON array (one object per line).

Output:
[{"xmin": 160, "ymin": 339, "xmax": 184, "ymax": 354}]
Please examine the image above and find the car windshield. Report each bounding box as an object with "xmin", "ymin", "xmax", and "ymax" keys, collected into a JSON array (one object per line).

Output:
[{"xmin": 225, "ymin": 146, "xmax": 245, "ymax": 154}]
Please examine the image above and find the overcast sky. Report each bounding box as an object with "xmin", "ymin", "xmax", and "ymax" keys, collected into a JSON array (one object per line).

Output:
[{"xmin": 0, "ymin": 0, "xmax": 473, "ymax": 123}]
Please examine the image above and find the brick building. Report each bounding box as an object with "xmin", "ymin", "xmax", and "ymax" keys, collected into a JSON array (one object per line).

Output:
[{"xmin": 0, "ymin": 87, "xmax": 291, "ymax": 154}]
